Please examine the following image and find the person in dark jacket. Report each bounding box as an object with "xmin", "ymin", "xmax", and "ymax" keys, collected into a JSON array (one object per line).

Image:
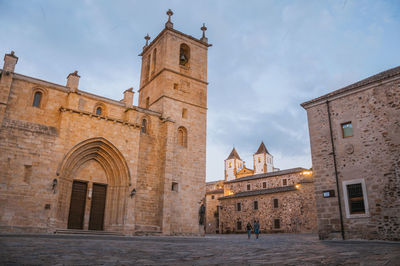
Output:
[
  {"xmin": 254, "ymin": 220, "xmax": 260, "ymax": 239},
  {"xmin": 246, "ymin": 222, "xmax": 253, "ymax": 239}
]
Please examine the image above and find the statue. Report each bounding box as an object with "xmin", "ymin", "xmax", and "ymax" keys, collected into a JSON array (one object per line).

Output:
[{"xmin": 199, "ymin": 201, "xmax": 205, "ymax": 225}]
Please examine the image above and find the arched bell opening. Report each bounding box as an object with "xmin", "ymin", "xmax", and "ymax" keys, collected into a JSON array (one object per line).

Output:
[{"xmin": 55, "ymin": 137, "xmax": 131, "ymax": 232}]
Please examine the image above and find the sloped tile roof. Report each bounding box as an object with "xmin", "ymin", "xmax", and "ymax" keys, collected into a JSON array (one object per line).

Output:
[
  {"xmin": 226, "ymin": 147, "xmax": 241, "ymax": 160},
  {"xmin": 255, "ymin": 141, "xmax": 270, "ymax": 155},
  {"xmin": 225, "ymin": 167, "xmax": 307, "ymax": 184},
  {"xmin": 219, "ymin": 185, "xmax": 296, "ymax": 200}
]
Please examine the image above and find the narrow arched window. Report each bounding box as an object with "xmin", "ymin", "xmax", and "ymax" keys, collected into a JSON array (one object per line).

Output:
[
  {"xmin": 151, "ymin": 48, "xmax": 157, "ymax": 74},
  {"xmin": 33, "ymin": 91, "xmax": 42, "ymax": 108},
  {"xmin": 177, "ymin": 126, "xmax": 187, "ymax": 147},
  {"xmin": 96, "ymin": 107, "xmax": 102, "ymax": 115},
  {"xmin": 179, "ymin": 44, "xmax": 190, "ymax": 66},
  {"xmin": 141, "ymin": 119, "xmax": 147, "ymax": 133}
]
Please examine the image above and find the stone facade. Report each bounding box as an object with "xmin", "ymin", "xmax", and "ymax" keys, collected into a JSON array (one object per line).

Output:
[
  {"xmin": 0, "ymin": 12, "xmax": 211, "ymax": 236},
  {"xmin": 206, "ymin": 143, "xmax": 317, "ymax": 234},
  {"xmin": 205, "ymin": 181, "xmax": 224, "ymax": 234},
  {"xmin": 301, "ymin": 66, "xmax": 400, "ymax": 240},
  {"xmin": 219, "ymin": 169, "xmax": 317, "ymax": 234}
]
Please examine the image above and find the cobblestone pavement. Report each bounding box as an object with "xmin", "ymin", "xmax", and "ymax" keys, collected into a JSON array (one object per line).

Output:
[{"xmin": 1, "ymin": 233, "xmax": 400, "ymax": 265}]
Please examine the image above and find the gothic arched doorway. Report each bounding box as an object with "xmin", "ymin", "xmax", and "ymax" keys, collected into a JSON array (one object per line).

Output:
[{"xmin": 55, "ymin": 138, "xmax": 131, "ymax": 232}]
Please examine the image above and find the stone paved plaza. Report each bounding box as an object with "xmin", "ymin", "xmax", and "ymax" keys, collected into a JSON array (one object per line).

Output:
[{"xmin": 1, "ymin": 233, "xmax": 400, "ymax": 265}]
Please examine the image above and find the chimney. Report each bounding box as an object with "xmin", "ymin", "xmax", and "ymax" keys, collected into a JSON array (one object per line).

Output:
[
  {"xmin": 66, "ymin": 71, "xmax": 80, "ymax": 92},
  {"xmin": 3, "ymin": 51, "xmax": 18, "ymax": 73},
  {"xmin": 123, "ymin": 88, "xmax": 134, "ymax": 108}
]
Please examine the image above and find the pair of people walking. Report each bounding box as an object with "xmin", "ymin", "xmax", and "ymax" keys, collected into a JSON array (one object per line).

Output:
[{"xmin": 246, "ymin": 220, "xmax": 260, "ymax": 239}]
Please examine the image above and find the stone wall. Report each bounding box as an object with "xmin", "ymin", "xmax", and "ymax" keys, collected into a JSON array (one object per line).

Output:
[
  {"xmin": 219, "ymin": 181, "xmax": 317, "ymax": 234},
  {"xmin": 205, "ymin": 189, "xmax": 224, "ymax": 234},
  {"xmin": 302, "ymin": 67, "xmax": 400, "ymax": 240}
]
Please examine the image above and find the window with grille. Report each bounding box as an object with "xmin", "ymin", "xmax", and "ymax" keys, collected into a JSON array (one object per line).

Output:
[
  {"xmin": 236, "ymin": 202, "xmax": 241, "ymax": 211},
  {"xmin": 247, "ymin": 184, "xmax": 251, "ymax": 191},
  {"xmin": 346, "ymin": 183, "xmax": 365, "ymax": 214},
  {"xmin": 263, "ymin": 182, "xmax": 266, "ymax": 188},
  {"xmin": 282, "ymin": 179, "xmax": 287, "ymax": 186},
  {"xmin": 274, "ymin": 219, "xmax": 280, "ymax": 229},
  {"xmin": 274, "ymin": 198, "xmax": 279, "ymax": 208},
  {"xmin": 254, "ymin": 201, "xmax": 258, "ymax": 210},
  {"xmin": 341, "ymin": 122, "xmax": 353, "ymax": 138}
]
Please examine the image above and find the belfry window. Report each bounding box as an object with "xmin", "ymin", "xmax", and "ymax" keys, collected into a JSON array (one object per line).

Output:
[
  {"xmin": 96, "ymin": 107, "xmax": 102, "ymax": 115},
  {"xmin": 179, "ymin": 43, "xmax": 190, "ymax": 66},
  {"xmin": 33, "ymin": 91, "xmax": 42, "ymax": 108},
  {"xmin": 177, "ymin": 126, "xmax": 187, "ymax": 147},
  {"xmin": 141, "ymin": 119, "xmax": 147, "ymax": 134}
]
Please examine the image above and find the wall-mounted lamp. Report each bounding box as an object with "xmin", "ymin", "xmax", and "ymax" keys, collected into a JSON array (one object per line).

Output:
[
  {"xmin": 52, "ymin": 178, "xmax": 58, "ymax": 194},
  {"xmin": 130, "ymin": 188, "xmax": 136, "ymax": 198}
]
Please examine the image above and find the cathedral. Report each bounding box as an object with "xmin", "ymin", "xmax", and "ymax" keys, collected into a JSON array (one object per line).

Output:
[{"xmin": 0, "ymin": 10, "xmax": 210, "ymax": 235}]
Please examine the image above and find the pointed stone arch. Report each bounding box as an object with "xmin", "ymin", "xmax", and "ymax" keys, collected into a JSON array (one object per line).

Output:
[{"xmin": 55, "ymin": 137, "xmax": 131, "ymax": 232}]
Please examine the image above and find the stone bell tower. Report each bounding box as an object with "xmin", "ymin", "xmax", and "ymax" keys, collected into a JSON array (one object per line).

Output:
[
  {"xmin": 224, "ymin": 148, "xmax": 244, "ymax": 181},
  {"xmin": 138, "ymin": 10, "xmax": 211, "ymax": 235}
]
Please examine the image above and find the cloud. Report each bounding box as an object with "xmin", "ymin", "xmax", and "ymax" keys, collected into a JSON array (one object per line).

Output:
[{"xmin": 1, "ymin": 0, "xmax": 400, "ymax": 182}]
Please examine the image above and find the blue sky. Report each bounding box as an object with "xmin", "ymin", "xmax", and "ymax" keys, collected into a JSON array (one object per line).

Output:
[{"xmin": 1, "ymin": 0, "xmax": 399, "ymax": 181}]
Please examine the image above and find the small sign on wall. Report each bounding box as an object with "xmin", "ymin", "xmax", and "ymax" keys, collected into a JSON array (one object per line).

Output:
[{"xmin": 323, "ymin": 190, "xmax": 335, "ymax": 198}]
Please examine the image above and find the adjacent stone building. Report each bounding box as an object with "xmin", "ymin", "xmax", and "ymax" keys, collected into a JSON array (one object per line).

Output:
[
  {"xmin": 301, "ymin": 66, "xmax": 400, "ymax": 240},
  {"xmin": 207, "ymin": 142, "xmax": 317, "ymax": 234},
  {"xmin": 0, "ymin": 11, "xmax": 211, "ymax": 236},
  {"xmin": 205, "ymin": 180, "xmax": 224, "ymax": 234}
]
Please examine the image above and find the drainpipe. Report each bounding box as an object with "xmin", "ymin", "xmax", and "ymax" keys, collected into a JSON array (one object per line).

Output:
[{"xmin": 326, "ymin": 100, "xmax": 345, "ymax": 240}]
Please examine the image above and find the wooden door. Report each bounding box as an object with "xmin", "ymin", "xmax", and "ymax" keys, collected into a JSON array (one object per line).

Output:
[
  {"xmin": 67, "ymin": 181, "xmax": 87, "ymax": 229},
  {"xmin": 88, "ymin": 183, "xmax": 107, "ymax": 230}
]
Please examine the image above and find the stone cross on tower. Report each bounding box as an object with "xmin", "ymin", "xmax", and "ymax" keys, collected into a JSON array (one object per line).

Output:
[
  {"xmin": 200, "ymin": 23, "xmax": 208, "ymax": 43},
  {"xmin": 144, "ymin": 34, "xmax": 151, "ymax": 48},
  {"xmin": 165, "ymin": 9, "xmax": 174, "ymax": 29}
]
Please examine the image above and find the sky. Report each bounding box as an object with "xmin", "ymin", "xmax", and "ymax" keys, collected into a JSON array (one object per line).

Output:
[{"xmin": 1, "ymin": 0, "xmax": 400, "ymax": 181}]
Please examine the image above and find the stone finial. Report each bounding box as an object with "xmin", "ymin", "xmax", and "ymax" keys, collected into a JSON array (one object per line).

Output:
[
  {"xmin": 3, "ymin": 51, "xmax": 19, "ymax": 73},
  {"xmin": 165, "ymin": 9, "xmax": 174, "ymax": 29},
  {"xmin": 66, "ymin": 70, "xmax": 80, "ymax": 92},
  {"xmin": 144, "ymin": 34, "xmax": 151, "ymax": 48},
  {"xmin": 123, "ymin": 87, "xmax": 134, "ymax": 108},
  {"xmin": 200, "ymin": 23, "xmax": 208, "ymax": 43}
]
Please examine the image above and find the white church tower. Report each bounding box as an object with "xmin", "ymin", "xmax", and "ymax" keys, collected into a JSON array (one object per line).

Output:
[
  {"xmin": 224, "ymin": 148, "xmax": 244, "ymax": 181},
  {"xmin": 253, "ymin": 141, "xmax": 274, "ymax": 174}
]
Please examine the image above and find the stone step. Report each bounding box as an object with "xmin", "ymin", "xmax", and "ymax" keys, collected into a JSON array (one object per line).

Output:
[
  {"xmin": 134, "ymin": 230, "xmax": 163, "ymax": 236},
  {"xmin": 54, "ymin": 229, "xmax": 123, "ymax": 236}
]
